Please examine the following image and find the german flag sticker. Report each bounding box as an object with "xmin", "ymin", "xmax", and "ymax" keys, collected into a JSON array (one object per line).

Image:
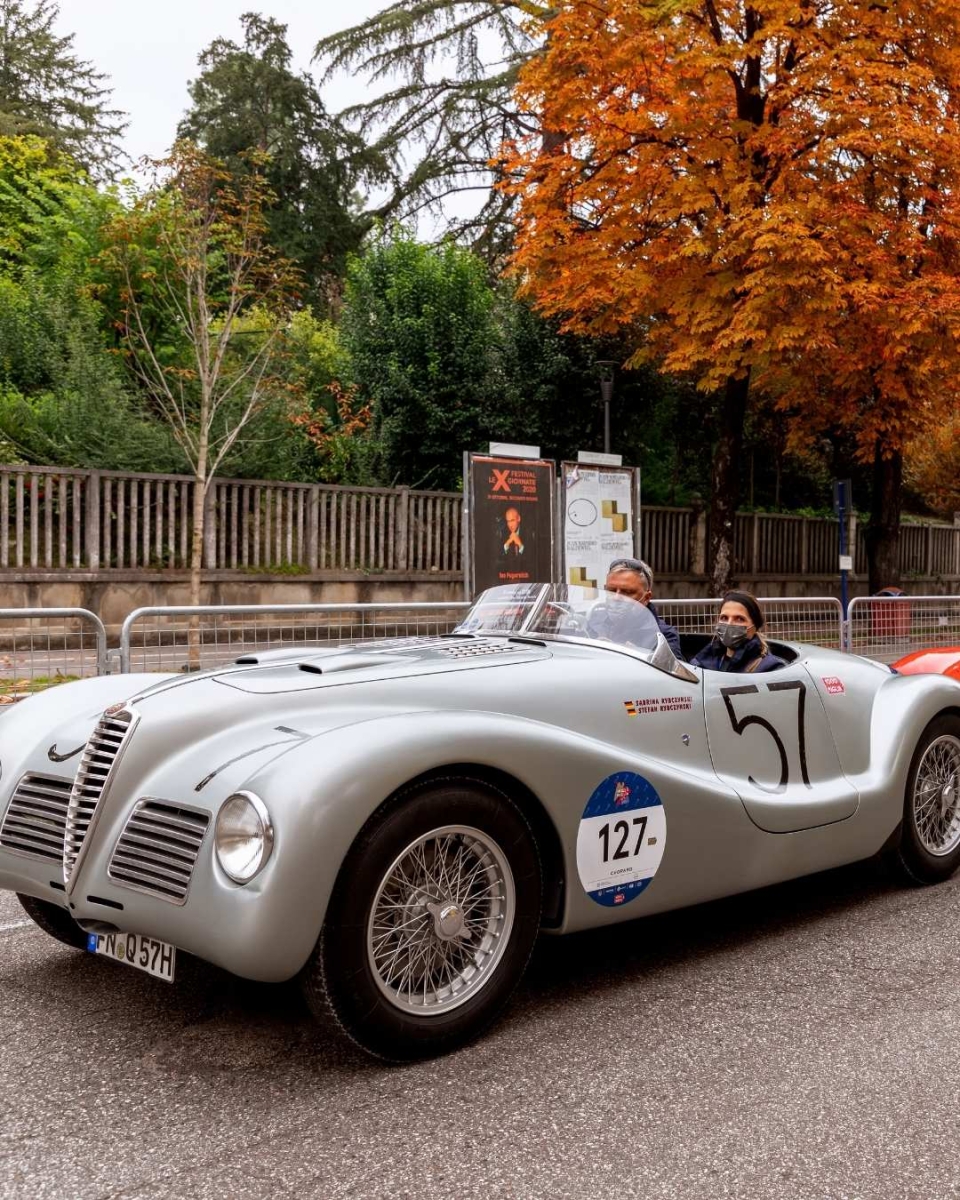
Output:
[{"xmin": 623, "ymin": 701, "xmax": 638, "ymax": 716}]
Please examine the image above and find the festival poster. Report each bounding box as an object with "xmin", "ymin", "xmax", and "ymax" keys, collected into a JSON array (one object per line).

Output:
[
  {"xmin": 467, "ymin": 454, "xmax": 556, "ymax": 595},
  {"xmin": 562, "ymin": 463, "xmax": 639, "ymax": 589}
]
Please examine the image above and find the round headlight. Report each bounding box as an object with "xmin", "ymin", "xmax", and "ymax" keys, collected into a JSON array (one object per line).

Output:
[{"xmin": 215, "ymin": 791, "xmax": 274, "ymax": 884}]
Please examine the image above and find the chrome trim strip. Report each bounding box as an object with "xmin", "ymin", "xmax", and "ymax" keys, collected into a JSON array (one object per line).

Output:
[{"xmin": 63, "ymin": 706, "xmax": 140, "ymax": 894}]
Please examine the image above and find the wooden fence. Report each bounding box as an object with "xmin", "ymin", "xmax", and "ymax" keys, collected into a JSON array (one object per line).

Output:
[
  {"xmin": 1, "ymin": 465, "xmax": 462, "ymax": 575},
  {"xmin": 3, "ymin": 463, "xmax": 959, "ymax": 580}
]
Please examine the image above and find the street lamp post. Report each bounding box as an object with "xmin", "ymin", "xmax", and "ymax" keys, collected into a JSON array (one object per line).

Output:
[{"xmin": 596, "ymin": 360, "xmax": 616, "ymax": 454}]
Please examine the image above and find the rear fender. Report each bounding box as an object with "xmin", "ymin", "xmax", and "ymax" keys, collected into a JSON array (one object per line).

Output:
[{"xmin": 851, "ymin": 672, "xmax": 960, "ymax": 826}]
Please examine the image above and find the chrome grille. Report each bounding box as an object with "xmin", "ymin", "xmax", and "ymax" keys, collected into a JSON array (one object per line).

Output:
[
  {"xmin": 0, "ymin": 773, "xmax": 72, "ymax": 862},
  {"xmin": 108, "ymin": 800, "xmax": 209, "ymax": 904},
  {"xmin": 63, "ymin": 706, "xmax": 138, "ymax": 891}
]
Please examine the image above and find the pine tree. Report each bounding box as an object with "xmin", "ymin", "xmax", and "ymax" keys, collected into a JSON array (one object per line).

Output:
[
  {"xmin": 0, "ymin": 0, "xmax": 126, "ymax": 177},
  {"xmin": 314, "ymin": 0, "xmax": 548, "ymax": 259}
]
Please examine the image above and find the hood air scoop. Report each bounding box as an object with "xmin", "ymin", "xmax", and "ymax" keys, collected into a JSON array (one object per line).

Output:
[{"xmin": 297, "ymin": 653, "xmax": 395, "ymax": 675}]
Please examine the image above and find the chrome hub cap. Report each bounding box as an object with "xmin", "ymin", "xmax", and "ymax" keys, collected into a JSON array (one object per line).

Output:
[
  {"xmin": 423, "ymin": 900, "xmax": 466, "ymax": 940},
  {"xmin": 367, "ymin": 825, "xmax": 515, "ymax": 1015},
  {"xmin": 914, "ymin": 735, "xmax": 960, "ymax": 856}
]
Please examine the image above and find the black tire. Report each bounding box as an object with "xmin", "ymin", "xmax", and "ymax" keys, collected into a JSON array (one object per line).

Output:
[
  {"xmin": 892, "ymin": 715, "xmax": 960, "ymax": 885},
  {"xmin": 16, "ymin": 893, "xmax": 88, "ymax": 950},
  {"xmin": 301, "ymin": 779, "xmax": 542, "ymax": 1062}
]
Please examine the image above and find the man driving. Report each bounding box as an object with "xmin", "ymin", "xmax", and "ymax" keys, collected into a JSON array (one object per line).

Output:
[{"xmin": 604, "ymin": 557, "xmax": 682, "ymax": 658}]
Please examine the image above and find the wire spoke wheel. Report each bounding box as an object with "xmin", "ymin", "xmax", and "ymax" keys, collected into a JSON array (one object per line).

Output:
[
  {"xmin": 304, "ymin": 782, "xmax": 541, "ymax": 1059},
  {"xmin": 366, "ymin": 824, "xmax": 516, "ymax": 1015},
  {"xmin": 912, "ymin": 734, "xmax": 960, "ymax": 857}
]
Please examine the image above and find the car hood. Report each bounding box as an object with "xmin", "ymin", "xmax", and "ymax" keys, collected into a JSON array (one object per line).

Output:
[
  {"xmin": 67, "ymin": 638, "xmax": 545, "ymax": 796},
  {"xmin": 138, "ymin": 635, "xmax": 550, "ymax": 697}
]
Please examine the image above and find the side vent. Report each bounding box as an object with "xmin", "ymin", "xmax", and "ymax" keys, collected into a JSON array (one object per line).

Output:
[
  {"xmin": 108, "ymin": 800, "xmax": 210, "ymax": 905},
  {"xmin": 0, "ymin": 774, "xmax": 72, "ymax": 862}
]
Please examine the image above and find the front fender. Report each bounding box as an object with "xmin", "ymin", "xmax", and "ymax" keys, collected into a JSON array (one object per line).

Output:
[
  {"xmin": 0, "ymin": 673, "xmax": 172, "ymax": 801},
  {"xmin": 893, "ymin": 647, "xmax": 960, "ymax": 680},
  {"xmin": 235, "ymin": 709, "xmax": 610, "ymax": 977},
  {"xmin": 206, "ymin": 703, "xmax": 737, "ymax": 978}
]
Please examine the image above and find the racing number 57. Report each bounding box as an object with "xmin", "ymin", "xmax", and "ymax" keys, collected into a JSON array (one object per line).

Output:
[{"xmin": 719, "ymin": 681, "xmax": 811, "ymax": 794}]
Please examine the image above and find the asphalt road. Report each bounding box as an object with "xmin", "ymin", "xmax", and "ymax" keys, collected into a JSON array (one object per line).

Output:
[{"xmin": 3, "ymin": 860, "xmax": 960, "ymax": 1200}]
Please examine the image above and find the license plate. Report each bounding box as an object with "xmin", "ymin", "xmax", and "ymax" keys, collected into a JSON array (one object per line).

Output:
[{"xmin": 86, "ymin": 931, "xmax": 176, "ymax": 982}]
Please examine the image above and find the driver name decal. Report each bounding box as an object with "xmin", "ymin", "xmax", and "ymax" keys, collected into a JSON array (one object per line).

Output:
[
  {"xmin": 624, "ymin": 696, "xmax": 693, "ymax": 716},
  {"xmin": 576, "ymin": 771, "xmax": 667, "ymax": 907}
]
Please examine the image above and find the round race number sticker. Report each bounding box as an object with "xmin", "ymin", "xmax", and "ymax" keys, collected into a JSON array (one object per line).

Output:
[{"xmin": 576, "ymin": 771, "xmax": 666, "ymax": 907}]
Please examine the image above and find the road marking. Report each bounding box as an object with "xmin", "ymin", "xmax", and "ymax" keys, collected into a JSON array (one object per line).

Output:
[{"xmin": 0, "ymin": 920, "xmax": 31, "ymax": 933}]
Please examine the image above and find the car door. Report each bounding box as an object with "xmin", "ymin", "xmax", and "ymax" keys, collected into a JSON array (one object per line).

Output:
[{"xmin": 700, "ymin": 659, "xmax": 859, "ymax": 833}]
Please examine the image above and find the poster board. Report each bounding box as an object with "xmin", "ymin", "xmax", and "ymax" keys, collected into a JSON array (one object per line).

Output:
[
  {"xmin": 464, "ymin": 452, "xmax": 556, "ymax": 597},
  {"xmin": 560, "ymin": 461, "xmax": 641, "ymax": 589}
]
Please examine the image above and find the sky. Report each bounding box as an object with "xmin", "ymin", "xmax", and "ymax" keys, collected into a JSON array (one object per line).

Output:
[{"xmin": 56, "ymin": 0, "xmax": 388, "ymax": 168}]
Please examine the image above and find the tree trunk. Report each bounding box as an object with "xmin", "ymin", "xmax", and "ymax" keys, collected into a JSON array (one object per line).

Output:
[
  {"xmin": 190, "ymin": 475, "xmax": 205, "ymax": 609},
  {"xmin": 187, "ymin": 469, "xmax": 207, "ymax": 670},
  {"xmin": 865, "ymin": 443, "xmax": 903, "ymax": 595},
  {"xmin": 709, "ymin": 372, "xmax": 750, "ymax": 595}
]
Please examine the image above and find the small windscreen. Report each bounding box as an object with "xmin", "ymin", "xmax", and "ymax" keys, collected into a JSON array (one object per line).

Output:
[{"xmin": 456, "ymin": 584, "xmax": 661, "ymax": 653}]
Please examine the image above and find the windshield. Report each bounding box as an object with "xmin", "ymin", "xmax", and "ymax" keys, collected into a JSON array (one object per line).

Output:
[{"xmin": 455, "ymin": 584, "xmax": 661, "ymax": 654}]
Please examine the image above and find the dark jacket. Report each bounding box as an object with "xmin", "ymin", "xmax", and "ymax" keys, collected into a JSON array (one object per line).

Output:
[
  {"xmin": 648, "ymin": 601, "xmax": 683, "ymax": 659},
  {"xmin": 690, "ymin": 634, "xmax": 784, "ymax": 674}
]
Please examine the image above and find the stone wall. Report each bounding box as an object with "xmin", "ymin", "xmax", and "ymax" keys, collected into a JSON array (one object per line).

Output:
[{"xmin": 0, "ymin": 571, "xmax": 465, "ymax": 637}]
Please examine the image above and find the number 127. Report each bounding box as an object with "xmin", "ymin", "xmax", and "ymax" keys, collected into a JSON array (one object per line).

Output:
[{"xmin": 599, "ymin": 815, "xmax": 648, "ymax": 862}]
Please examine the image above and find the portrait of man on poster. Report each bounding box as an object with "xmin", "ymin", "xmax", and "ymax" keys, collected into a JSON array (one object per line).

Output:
[{"xmin": 501, "ymin": 507, "xmax": 525, "ymax": 556}]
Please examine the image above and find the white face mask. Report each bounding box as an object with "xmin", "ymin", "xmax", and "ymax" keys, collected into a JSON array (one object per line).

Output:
[{"xmin": 716, "ymin": 621, "xmax": 750, "ymax": 650}]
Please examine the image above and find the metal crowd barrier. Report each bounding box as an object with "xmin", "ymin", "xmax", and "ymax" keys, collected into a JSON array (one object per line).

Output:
[
  {"xmin": 846, "ymin": 595, "xmax": 960, "ymax": 664},
  {"xmin": 118, "ymin": 602, "xmax": 472, "ymax": 674},
  {"xmin": 656, "ymin": 596, "xmax": 845, "ymax": 649},
  {"xmin": 0, "ymin": 607, "xmax": 107, "ymax": 703},
  {"xmin": 1, "ymin": 596, "xmax": 955, "ymax": 702}
]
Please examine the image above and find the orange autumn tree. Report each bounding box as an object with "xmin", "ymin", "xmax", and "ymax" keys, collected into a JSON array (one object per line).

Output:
[
  {"xmin": 505, "ymin": 0, "xmax": 960, "ymax": 591},
  {"xmin": 906, "ymin": 422, "xmax": 960, "ymax": 520}
]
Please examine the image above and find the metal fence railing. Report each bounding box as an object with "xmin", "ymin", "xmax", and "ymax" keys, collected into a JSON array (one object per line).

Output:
[
  {"xmin": 657, "ymin": 596, "xmax": 844, "ymax": 649},
  {"xmin": 12, "ymin": 462, "xmax": 960, "ymax": 586},
  {"xmin": 0, "ymin": 607, "xmax": 107, "ymax": 703},
  {"xmin": 117, "ymin": 602, "xmax": 472, "ymax": 674},
  {"xmin": 846, "ymin": 596, "xmax": 960, "ymax": 664}
]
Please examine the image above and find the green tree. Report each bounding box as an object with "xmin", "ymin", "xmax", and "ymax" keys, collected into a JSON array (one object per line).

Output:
[
  {"xmin": 100, "ymin": 143, "xmax": 302, "ymax": 618},
  {"xmin": 341, "ymin": 231, "xmax": 496, "ymax": 488},
  {"xmin": 179, "ymin": 13, "xmax": 376, "ymax": 307},
  {"xmin": 0, "ymin": 135, "xmax": 184, "ymax": 469},
  {"xmin": 210, "ymin": 306, "xmax": 342, "ymax": 483},
  {"xmin": 0, "ymin": 0, "xmax": 125, "ymax": 177},
  {"xmin": 340, "ymin": 235, "xmax": 705, "ymax": 492}
]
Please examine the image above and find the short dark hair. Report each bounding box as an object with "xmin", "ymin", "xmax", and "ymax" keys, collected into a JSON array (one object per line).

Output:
[{"xmin": 608, "ymin": 557, "xmax": 653, "ymax": 590}]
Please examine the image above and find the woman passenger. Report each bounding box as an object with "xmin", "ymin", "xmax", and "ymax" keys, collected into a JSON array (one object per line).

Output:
[{"xmin": 691, "ymin": 591, "xmax": 785, "ymax": 673}]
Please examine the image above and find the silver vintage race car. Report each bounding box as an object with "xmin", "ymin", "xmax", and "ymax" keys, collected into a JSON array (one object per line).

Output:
[{"xmin": 2, "ymin": 583, "xmax": 960, "ymax": 1060}]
